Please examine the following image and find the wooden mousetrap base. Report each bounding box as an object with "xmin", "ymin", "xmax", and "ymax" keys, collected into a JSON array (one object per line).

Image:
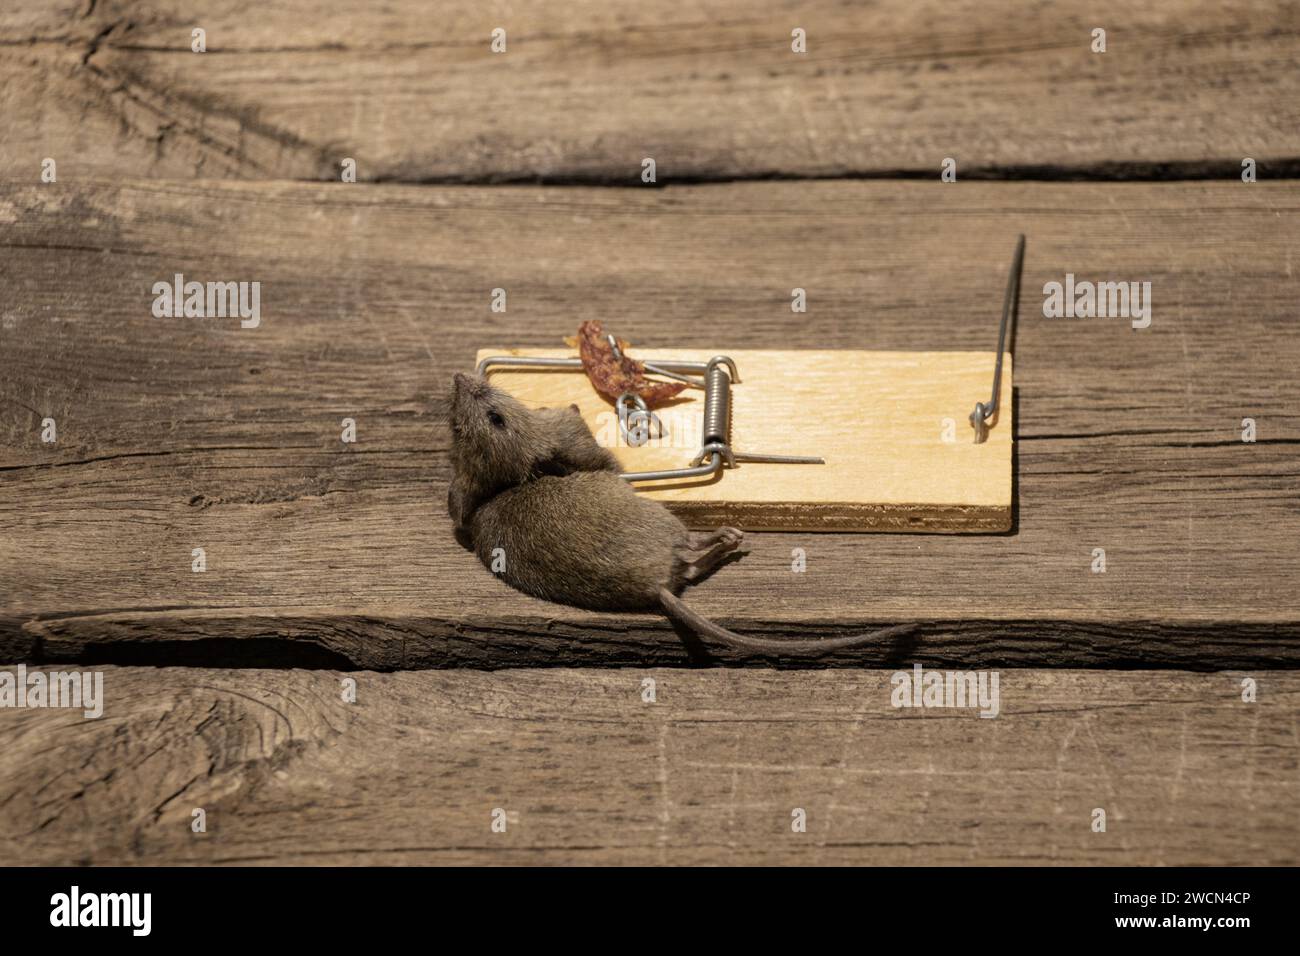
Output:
[{"xmin": 477, "ymin": 348, "xmax": 1012, "ymax": 532}]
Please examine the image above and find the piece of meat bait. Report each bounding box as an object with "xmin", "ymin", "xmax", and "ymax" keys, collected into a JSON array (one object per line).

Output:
[{"xmin": 573, "ymin": 319, "xmax": 685, "ymax": 408}]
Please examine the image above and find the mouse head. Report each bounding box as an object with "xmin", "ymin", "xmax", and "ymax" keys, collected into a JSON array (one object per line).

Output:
[
  {"xmin": 447, "ymin": 372, "xmax": 619, "ymax": 532},
  {"xmin": 449, "ymin": 372, "xmax": 544, "ymax": 490}
]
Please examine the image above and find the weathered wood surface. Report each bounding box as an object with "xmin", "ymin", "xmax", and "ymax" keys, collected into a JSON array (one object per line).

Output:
[
  {"xmin": 0, "ymin": 666, "xmax": 1293, "ymax": 865},
  {"xmin": 3, "ymin": 1, "xmax": 1299, "ymax": 182},
  {"xmin": 478, "ymin": 348, "xmax": 1014, "ymax": 532},
  {"xmin": 2, "ymin": 180, "xmax": 1299, "ymax": 668}
]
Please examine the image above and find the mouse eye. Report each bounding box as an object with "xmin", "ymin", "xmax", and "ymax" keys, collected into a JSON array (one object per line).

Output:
[{"xmin": 487, "ymin": 410, "xmax": 506, "ymax": 429}]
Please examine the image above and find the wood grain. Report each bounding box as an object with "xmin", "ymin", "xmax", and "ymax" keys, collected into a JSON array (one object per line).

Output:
[
  {"xmin": 478, "ymin": 348, "xmax": 1013, "ymax": 532},
  {"xmin": 1, "ymin": 666, "xmax": 1294, "ymax": 865},
  {"xmin": 2, "ymin": 0, "xmax": 1298, "ymax": 182},
  {"xmin": 2, "ymin": 179, "xmax": 1298, "ymax": 668}
]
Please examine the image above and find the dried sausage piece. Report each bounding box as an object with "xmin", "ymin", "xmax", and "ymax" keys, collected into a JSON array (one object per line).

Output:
[{"xmin": 573, "ymin": 320, "xmax": 685, "ymax": 407}]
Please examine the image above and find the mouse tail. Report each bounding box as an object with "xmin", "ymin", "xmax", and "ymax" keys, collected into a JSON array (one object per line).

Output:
[{"xmin": 658, "ymin": 587, "xmax": 913, "ymax": 656}]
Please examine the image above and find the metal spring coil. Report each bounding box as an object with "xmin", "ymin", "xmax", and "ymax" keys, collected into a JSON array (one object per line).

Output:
[{"xmin": 701, "ymin": 363, "xmax": 732, "ymax": 449}]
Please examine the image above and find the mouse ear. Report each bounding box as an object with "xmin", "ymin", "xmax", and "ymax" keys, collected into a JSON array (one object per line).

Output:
[{"xmin": 568, "ymin": 403, "xmax": 581, "ymax": 414}]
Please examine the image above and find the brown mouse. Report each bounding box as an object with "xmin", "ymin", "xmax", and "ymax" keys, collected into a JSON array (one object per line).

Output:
[{"xmin": 448, "ymin": 372, "xmax": 913, "ymax": 656}]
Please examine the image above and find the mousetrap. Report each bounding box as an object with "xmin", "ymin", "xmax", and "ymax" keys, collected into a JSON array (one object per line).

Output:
[{"xmin": 476, "ymin": 238, "xmax": 1022, "ymax": 533}]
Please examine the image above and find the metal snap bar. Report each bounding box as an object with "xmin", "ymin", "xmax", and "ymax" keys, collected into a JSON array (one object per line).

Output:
[
  {"xmin": 476, "ymin": 337, "xmax": 821, "ymax": 485},
  {"xmin": 476, "ymin": 355, "xmax": 716, "ymax": 379}
]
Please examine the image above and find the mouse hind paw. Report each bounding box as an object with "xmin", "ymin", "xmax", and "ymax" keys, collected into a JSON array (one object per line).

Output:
[
  {"xmin": 676, "ymin": 527, "xmax": 745, "ymax": 583},
  {"xmin": 687, "ymin": 526, "xmax": 744, "ymax": 551}
]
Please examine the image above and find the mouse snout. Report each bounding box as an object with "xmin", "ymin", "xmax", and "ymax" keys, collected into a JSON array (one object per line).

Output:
[{"xmin": 452, "ymin": 372, "xmax": 488, "ymax": 399}]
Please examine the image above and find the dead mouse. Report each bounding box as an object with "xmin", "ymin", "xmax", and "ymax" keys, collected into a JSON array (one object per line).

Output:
[{"xmin": 448, "ymin": 372, "xmax": 913, "ymax": 655}]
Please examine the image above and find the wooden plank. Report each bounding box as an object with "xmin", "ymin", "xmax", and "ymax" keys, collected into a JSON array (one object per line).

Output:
[
  {"xmin": 477, "ymin": 348, "xmax": 1013, "ymax": 532},
  {"xmin": 1, "ymin": 666, "xmax": 1295, "ymax": 865},
  {"xmin": 3, "ymin": 1, "xmax": 1299, "ymax": 181},
  {"xmin": 2, "ymin": 180, "xmax": 1299, "ymax": 668}
]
